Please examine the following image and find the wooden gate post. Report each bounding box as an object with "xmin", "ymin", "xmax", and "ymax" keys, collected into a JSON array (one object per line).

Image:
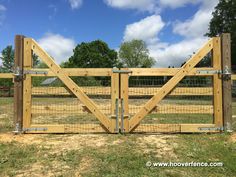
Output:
[
  {"xmin": 14, "ymin": 35, "xmax": 24, "ymax": 133},
  {"xmin": 221, "ymin": 33, "xmax": 232, "ymax": 132}
]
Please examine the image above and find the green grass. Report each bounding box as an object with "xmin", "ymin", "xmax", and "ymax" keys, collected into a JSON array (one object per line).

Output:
[
  {"xmin": 173, "ymin": 134, "xmax": 236, "ymax": 177},
  {"xmin": 0, "ymin": 142, "xmax": 38, "ymax": 177},
  {"xmin": 0, "ymin": 134, "xmax": 235, "ymax": 177}
]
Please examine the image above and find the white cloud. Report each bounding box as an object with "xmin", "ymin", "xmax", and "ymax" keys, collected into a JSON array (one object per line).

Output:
[
  {"xmin": 38, "ymin": 33, "xmax": 76, "ymax": 64},
  {"xmin": 122, "ymin": 0, "xmax": 219, "ymax": 67},
  {"xmin": 68, "ymin": 0, "xmax": 83, "ymax": 9},
  {"xmin": 104, "ymin": 0, "xmax": 159, "ymax": 13},
  {"xmin": 149, "ymin": 38, "xmax": 208, "ymax": 67},
  {"xmin": 173, "ymin": 0, "xmax": 219, "ymax": 38},
  {"xmin": 124, "ymin": 15, "xmax": 165, "ymax": 43}
]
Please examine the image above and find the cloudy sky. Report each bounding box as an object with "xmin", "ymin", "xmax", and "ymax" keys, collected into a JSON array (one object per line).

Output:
[{"xmin": 0, "ymin": 0, "xmax": 219, "ymax": 67}]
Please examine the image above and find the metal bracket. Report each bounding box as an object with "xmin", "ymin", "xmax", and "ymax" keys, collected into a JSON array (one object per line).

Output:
[
  {"xmin": 198, "ymin": 127, "xmax": 224, "ymax": 131},
  {"xmin": 114, "ymin": 98, "xmax": 119, "ymax": 133},
  {"xmin": 23, "ymin": 127, "xmax": 48, "ymax": 132},
  {"xmin": 120, "ymin": 98, "xmax": 125, "ymax": 133},
  {"xmin": 197, "ymin": 66, "xmax": 231, "ymax": 76},
  {"xmin": 13, "ymin": 68, "xmax": 48, "ymax": 81},
  {"xmin": 196, "ymin": 70, "xmax": 221, "ymax": 75},
  {"xmin": 24, "ymin": 70, "xmax": 48, "ymax": 75},
  {"xmin": 112, "ymin": 69, "xmax": 132, "ymax": 74},
  {"xmin": 12, "ymin": 123, "xmax": 22, "ymax": 134}
]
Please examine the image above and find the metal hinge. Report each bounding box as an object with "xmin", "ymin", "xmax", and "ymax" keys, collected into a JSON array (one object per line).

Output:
[
  {"xmin": 24, "ymin": 70, "xmax": 48, "ymax": 75},
  {"xmin": 197, "ymin": 66, "xmax": 231, "ymax": 76},
  {"xmin": 13, "ymin": 68, "xmax": 48, "ymax": 76},
  {"xmin": 198, "ymin": 127, "xmax": 224, "ymax": 131},
  {"xmin": 23, "ymin": 127, "xmax": 48, "ymax": 132}
]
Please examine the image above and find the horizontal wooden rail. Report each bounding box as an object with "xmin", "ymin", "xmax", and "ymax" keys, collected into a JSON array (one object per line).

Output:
[
  {"xmin": 32, "ymin": 86, "xmax": 213, "ymax": 96},
  {"xmin": 0, "ymin": 73, "xmax": 14, "ymax": 78},
  {"xmin": 124, "ymin": 68, "xmax": 217, "ymax": 76},
  {"xmin": 26, "ymin": 67, "xmax": 218, "ymax": 77},
  {"xmin": 133, "ymin": 124, "xmax": 220, "ymax": 133},
  {"xmin": 232, "ymin": 74, "xmax": 236, "ymax": 80},
  {"xmin": 31, "ymin": 104, "xmax": 213, "ymax": 114},
  {"xmin": 26, "ymin": 123, "xmax": 219, "ymax": 133},
  {"xmin": 27, "ymin": 124, "xmax": 107, "ymax": 133}
]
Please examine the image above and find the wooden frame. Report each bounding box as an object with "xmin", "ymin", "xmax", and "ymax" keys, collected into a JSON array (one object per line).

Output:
[
  {"xmin": 22, "ymin": 38, "xmax": 114, "ymax": 133},
  {"xmin": 128, "ymin": 38, "xmax": 214, "ymax": 132},
  {"xmin": 23, "ymin": 38, "xmax": 32, "ymax": 129},
  {"xmin": 1, "ymin": 35, "xmax": 228, "ymax": 134}
]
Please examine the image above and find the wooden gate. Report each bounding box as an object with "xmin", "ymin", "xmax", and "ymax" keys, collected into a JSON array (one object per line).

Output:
[{"xmin": 0, "ymin": 34, "xmax": 232, "ymax": 133}]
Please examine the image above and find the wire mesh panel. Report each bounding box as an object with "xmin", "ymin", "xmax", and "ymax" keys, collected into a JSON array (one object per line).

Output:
[
  {"xmin": 0, "ymin": 78, "xmax": 14, "ymax": 132},
  {"xmin": 127, "ymin": 76, "xmax": 214, "ymax": 133},
  {"xmin": 31, "ymin": 76, "xmax": 112, "ymax": 133}
]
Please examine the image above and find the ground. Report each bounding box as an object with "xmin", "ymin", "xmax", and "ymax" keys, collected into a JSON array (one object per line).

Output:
[
  {"xmin": 0, "ymin": 98, "xmax": 236, "ymax": 176},
  {"xmin": 0, "ymin": 132, "xmax": 236, "ymax": 177}
]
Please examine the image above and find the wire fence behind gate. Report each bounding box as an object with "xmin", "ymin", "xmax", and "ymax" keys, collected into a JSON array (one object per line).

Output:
[
  {"xmin": 0, "ymin": 78, "xmax": 14, "ymax": 132},
  {"xmin": 128, "ymin": 76, "xmax": 214, "ymax": 133},
  {"xmin": 31, "ymin": 76, "xmax": 112, "ymax": 132}
]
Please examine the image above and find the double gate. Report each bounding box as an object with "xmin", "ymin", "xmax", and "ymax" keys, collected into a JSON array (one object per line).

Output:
[{"xmin": 0, "ymin": 34, "xmax": 232, "ymax": 133}]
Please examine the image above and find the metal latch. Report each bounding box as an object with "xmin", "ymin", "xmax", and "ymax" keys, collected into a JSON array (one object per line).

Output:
[
  {"xmin": 198, "ymin": 127, "xmax": 224, "ymax": 131},
  {"xmin": 23, "ymin": 127, "xmax": 48, "ymax": 132}
]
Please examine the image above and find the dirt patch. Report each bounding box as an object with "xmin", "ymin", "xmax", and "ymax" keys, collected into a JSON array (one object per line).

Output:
[
  {"xmin": 229, "ymin": 133, "xmax": 236, "ymax": 143},
  {"xmin": 16, "ymin": 161, "xmax": 71, "ymax": 177},
  {"xmin": 137, "ymin": 135, "xmax": 177, "ymax": 159},
  {"xmin": 0, "ymin": 133, "xmax": 109, "ymax": 152},
  {"xmin": 75, "ymin": 156, "xmax": 94, "ymax": 177},
  {"xmin": 0, "ymin": 133, "xmax": 44, "ymax": 144}
]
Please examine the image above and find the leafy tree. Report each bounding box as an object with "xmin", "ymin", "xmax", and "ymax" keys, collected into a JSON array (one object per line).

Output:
[
  {"xmin": 64, "ymin": 40, "xmax": 120, "ymax": 68},
  {"xmin": 0, "ymin": 45, "xmax": 40, "ymax": 72},
  {"xmin": 119, "ymin": 40, "xmax": 155, "ymax": 68},
  {"xmin": 206, "ymin": 0, "xmax": 236, "ymax": 68},
  {"xmin": 0, "ymin": 46, "xmax": 14, "ymax": 72},
  {"xmin": 0, "ymin": 45, "xmax": 40, "ymax": 89}
]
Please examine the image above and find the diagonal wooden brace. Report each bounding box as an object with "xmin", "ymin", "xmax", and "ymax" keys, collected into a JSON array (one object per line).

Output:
[
  {"xmin": 29, "ymin": 38, "xmax": 112, "ymax": 132},
  {"xmin": 129, "ymin": 38, "xmax": 214, "ymax": 131}
]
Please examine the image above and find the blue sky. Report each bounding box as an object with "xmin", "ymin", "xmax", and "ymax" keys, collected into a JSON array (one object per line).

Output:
[{"xmin": 0, "ymin": 0, "xmax": 219, "ymax": 67}]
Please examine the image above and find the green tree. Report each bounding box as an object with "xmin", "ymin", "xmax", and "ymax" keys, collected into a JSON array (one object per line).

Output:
[
  {"xmin": 0, "ymin": 46, "xmax": 14, "ymax": 72},
  {"xmin": 119, "ymin": 40, "xmax": 155, "ymax": 68},
  {"xmin": 0, "ymin": 45, "xmax": 40, "ymax": 72},
  {"xmin": 64, "ymin": 40, "xmax": 120, "ymax": 68},
  {"xmin": 206, "ymin": 0, "xmax": 236, "ymax": 68}
]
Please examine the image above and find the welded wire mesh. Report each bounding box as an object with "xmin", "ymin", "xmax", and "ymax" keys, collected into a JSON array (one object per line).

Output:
[
  {"xmin": 0, "ymin": 78, "xmax": 14, "ymax": 132},
  {"xmin": 128, "ymin": 76, "xmax": 214, "ymax": 131},
  {"xmin": 31, "ymin": 76, "xmax": 111, "ymax": 130}
]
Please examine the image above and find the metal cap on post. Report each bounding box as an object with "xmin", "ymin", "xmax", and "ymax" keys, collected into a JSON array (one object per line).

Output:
[
  {"xmin": 13, "ymin": 35, "xmax": 24, "ymax": 134},
  {"xmin": 221, "ymin": 33, "xmax": 233, "ymax": 132}
]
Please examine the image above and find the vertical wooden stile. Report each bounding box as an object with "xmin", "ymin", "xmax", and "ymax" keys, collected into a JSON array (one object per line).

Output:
[
  {"xmin": 23, "ymin": 38, "xmax": 32, "ymax": 129},
  {"xmin": 120, "ymin": 70, "xmax": 129, "ymax": 133},
  {"xmin": 213, "ymin": 37, "xmax": 223, "ymax": 127},
  {"xmin": 111, "ymin": 72, "xmax": 119, "ymax": 133}
]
